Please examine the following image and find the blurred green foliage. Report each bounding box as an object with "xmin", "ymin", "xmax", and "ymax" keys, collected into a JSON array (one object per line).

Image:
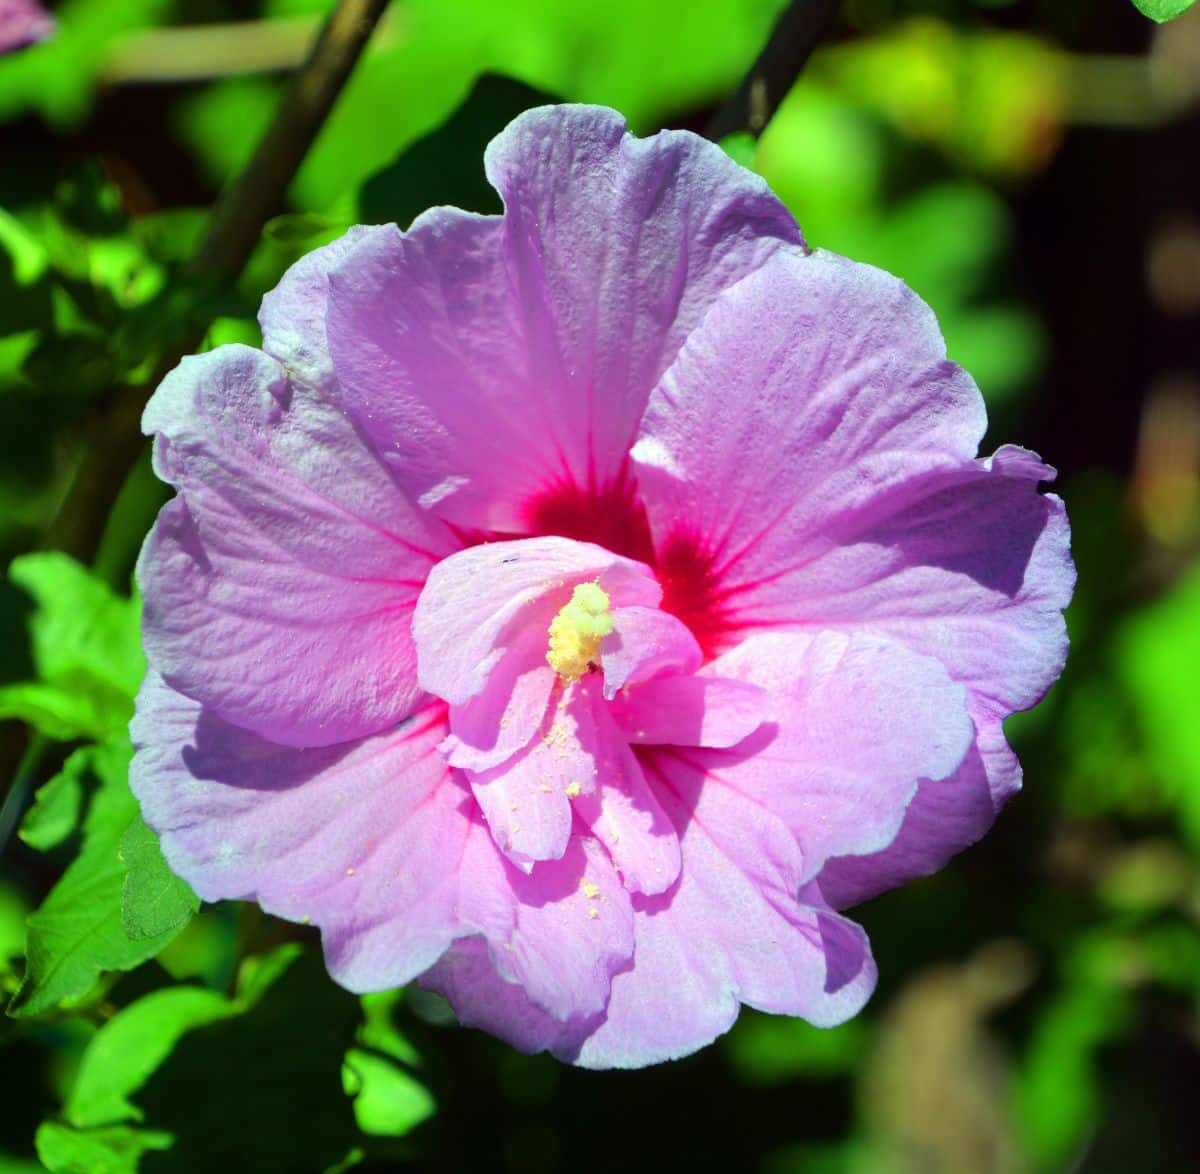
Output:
[{"xmin": 1, "ymin": 1, "xmax": 1198, "ymax": 1172}]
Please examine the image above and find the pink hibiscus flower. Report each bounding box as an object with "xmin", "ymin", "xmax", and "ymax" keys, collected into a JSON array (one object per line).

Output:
[
  {"xmin": 131, "ymin": 105, "xmax": 1074, "ymax": 1067},
  {"xmin": 0, "ymin": 0, "xmax": 52, "ymax": 54}
]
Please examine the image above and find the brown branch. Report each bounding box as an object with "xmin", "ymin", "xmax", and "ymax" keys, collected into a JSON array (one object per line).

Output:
[
  {"xmin": 192, "ymin": 0, "xmax": 391, "ymax": 279},
  {"xmin": 705, "ymin": 0, "xmax": 839, "ymax": 142}
]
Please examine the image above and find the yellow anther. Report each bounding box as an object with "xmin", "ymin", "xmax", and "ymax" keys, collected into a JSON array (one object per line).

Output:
[{"xmin": 546, "ymin": 582, "xmax": 613, "ymax": 682}]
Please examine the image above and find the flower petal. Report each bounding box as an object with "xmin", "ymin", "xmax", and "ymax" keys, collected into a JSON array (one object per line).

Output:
[
  {"xmin": 130, "ymin": 674, "xmax": 468, "ymax": 991},
  {"xmin": 467, "ymin": 738, "xmax": 575, "ymax": 867},
  {"xmin": 413, "ymin": 535, "xmax": 658, "ymax": 707},
  {"xmin": 569, "ymin": 760, "xmax": 876, "ymax": 1067},
  {"xmin": 817, "ymin": 717, "xmax": 1014, "ymax": 908},
  {"xmin": 633, "ymin": 248, "xmax": 1072, "ymax": 734},
  {"xmin": 599, "ymin": 605, "xmax": 700, "ymax": 696},
  {"xmin": 424, "ymin": 756, "xmax": 875, "ymax": 1066},
  {"xmin": 442, "ymin": 821, "xmax": 635, "ymax": 1022},
  {"xmin": 610, "ymin": 675, "xmax": 768, "ymax": 749},
  {"xmin": 441, "ymin": 626, "xmax": 557, "ymax": 772},
  {"xmin": 632, "ymin": 250, "xmax": 986, "ymax": 631},
  {"xmin": 571, "ymin": 694, "xmax": 681, "ymax": 896},
  {"xmin": 259, "ymin": 225, "xmax": 393, "ymax": 394},
  {"xmin": 140, "ymin": 344, "xmax": 454, "ymax": 747},
  {"xmin": 327, "ymin": 105, "xmax": 801, "ymax": 531},
  {"xmin": 696, "ymin": 631, "xmax": 974, "ymax": 881},
  {"xmin": 0, "ymin": 0, "xmax": 53, "ymax": 53}
]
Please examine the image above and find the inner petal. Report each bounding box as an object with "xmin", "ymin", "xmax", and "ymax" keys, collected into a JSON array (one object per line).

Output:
[{"xmin": 413, "ymin": 532, "xmax": 767, "ymax": 886}]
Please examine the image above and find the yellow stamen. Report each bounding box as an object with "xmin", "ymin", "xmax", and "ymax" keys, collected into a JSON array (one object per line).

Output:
[{"xmin": 546, "ymin": 582, "xmax": 613, "ymax": 682}]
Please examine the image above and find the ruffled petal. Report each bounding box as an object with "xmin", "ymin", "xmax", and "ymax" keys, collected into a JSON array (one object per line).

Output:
[
  {"xmin": 327, "ymin": 105, "xmax": 801, "ymax": 532},
  {"xmin": 440, "ymin": 820, "xmax": 634, "ymax": 1022},
  {"xmin": 424, "ymin": 754, "xmax": 875, "ymax": 1067},
  {"xmin": 817, "ymin": 717, "xmax": 1014, "ymax": 908},
  {"xmin": 632, "ymin": 250, "xmax": 986, "ymax": 636},
  {"xmin": 633, "ymin": 248, "xmax": 1072, "ymax": 766},
  {"xmin": 139, "ymin": 344, "xmax": 455, "ymax": 747},
  {"xmin": 697, "ymin": 631, "xmax": 974, "ymax": 881},
  {"xmin": 130, "ymin": 674, "xmax": 468, "ymax": 991},
  {"xmin": 570, "ymin": 758, "xmax": 876, "ymax": 1066}
]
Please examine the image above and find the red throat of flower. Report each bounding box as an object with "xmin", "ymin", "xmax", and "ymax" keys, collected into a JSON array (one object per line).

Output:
[{"xmin": 522, "ymin": 477, "xmax": 739, "ymax": 661}]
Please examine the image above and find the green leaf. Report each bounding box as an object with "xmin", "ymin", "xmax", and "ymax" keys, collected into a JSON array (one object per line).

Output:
[
  {"xmin": 343, "ymin": 1049, "xmax": 435, "ymax": 1138},
  {"xmin": 0, "ymin": 554, "xmax": 143, "ymax": 741},
  {"xmin": 343, "ymin": 990, "xmax": 434, "ymax": 1138},
  {"xmin": 0, "ymin": 0, "xmax": 173, "ymax": 128},
  {"xmin": 119, "ymin": 817, "xmax": 200, "ymax": 943},
  {"xmin": 35, "ymin": 1122, "xmax": 172, "ymax": 1174},
  {"xmin": 19, "ymin": 753, "xmax": 89, "ymax": 852},
  {"xmin": 1014, "ymin": 978, "xmax": 1132, "ymax": 1164},
  {"xmin": 65, "ymin": 987, "xmax": 234, "ymax": 1128},
  {"xmin": 1131, "ymin": 0, "xmax": 1196, "ymax": 22},
  {"xmin": 725, "ymin": 1009, "xmax": 867, "ymax": 1084},
  {"xmin": 1118, "ymin": 560, "xmax": 1200, "ymax": 849},
  {"xmin": 181, "ymin": 0, "xmax": 791, "ymax": 213},
  {"xmin": 718, "ymin": 132, "xmax": 758, "ymax": 171},
  {"xmin": 9, "ymin": 740, "xmax": 186, "ymax": 1019},
  {"xmin": 41, "ymin": 946, "xmax": 363, "ymax": 1170}
]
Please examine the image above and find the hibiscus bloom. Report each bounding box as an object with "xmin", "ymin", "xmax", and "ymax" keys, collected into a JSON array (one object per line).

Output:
[
  {"xmin": 0, "ymin": 0, "xmax": 53, "ymax": 54},
  {"xmin": 131, "ymin": 105, "xmax": 1073, "ymax": 1067}
]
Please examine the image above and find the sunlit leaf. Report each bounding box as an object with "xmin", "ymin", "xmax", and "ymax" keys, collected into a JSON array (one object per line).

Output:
[
  {"xmin": 1131, "ymin": 0, "xmax": 1196, "ymax": 22},
  {"xmin": 180, "ymin": 0, "xmax": 790, "ymax": 212},
  {"xmin": 0, "ymin": 554, "xmax": 142, "ymax": 742},
  {"xmin": 18, "ymin": 750, "xmax": 89, "ymax": 852},
  {"xmin": 8, "ymin": 740, "xmax": 185, "ymax": 1019},
  {"xmin": 119, "ymin": 816, "xmax": 199, "ymax": 943},
  {"xmin": 35, "ymin": 1122, "xmax": 172, "ymax": 1174},
  {"xmin": 64, "ymin": 987, "xmax": 233, "ymax": 1129}
]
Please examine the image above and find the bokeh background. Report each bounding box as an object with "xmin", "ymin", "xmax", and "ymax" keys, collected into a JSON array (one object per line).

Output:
[{"xmin": 2, "ymin": 1, "xmax": 1199, "ymax": 1171}]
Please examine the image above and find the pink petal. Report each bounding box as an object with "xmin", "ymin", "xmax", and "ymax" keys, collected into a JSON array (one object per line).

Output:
[
  {"xmin": 441, "ymin": 626, "xmax": 557, "ymax": 772},
  {"xmin": 326, "ymin": 105, "xmax": 801, "ymax": 532},
  {"xmin": 467, "ymin": 734, "xmax": 575, "ymax": 867},
  {"xmin": 258, "ymin": 225, "xmax": 393, "ymax": 395},
  {"xmin": 610, "ymin": 675, "xmax": 768, "ymax": 749},
  {"xmin": 817, "ymin": 717, "xmax": 1014, "ymax": 908},
  {"xmin": 0, "ymin": 0, "xmax": 53, "ymax": 53},
  {"xmin": 130, "ymin": 675, "xmax": 468, "ymax": 991},
  {"xmin": 697, "ymin": 630, "xmax": 974, "ymax": 880},
  {"xmin": 598, "ymin": 605, "xmax": 700, "ymax": 697},
  {"xmin": 571, "ymin": 694, "xmax": 681, "ymax": 895},
  {"xmin": 632, "ymin": 250, "xmax": 987, "ymax": 646},
  {"xmin": 413, "ymin": 535, "xmax": 658, "ymax": 706},
  {"xmin": 424, "ymin": 756, "xmax": 875, "ymax": 1066},
  {"xmin": 571, "ymin": 758, "xmax": 876, "ymax": 1066},
  {"xmin": 140, "ymin": 346, "xmax": 455, "ymax": 747},
  {"xmin": 460, "ymin": 679, "xmax": 607, "ymax": 866},
  {"xmin": 447, "ymin": 821, "xmax": 635, "ymax": 1022}
]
